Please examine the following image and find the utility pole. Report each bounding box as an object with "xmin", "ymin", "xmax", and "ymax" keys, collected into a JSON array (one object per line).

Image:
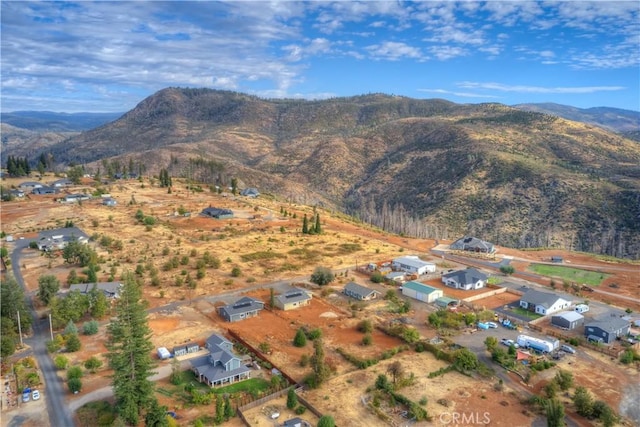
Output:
[
  {"xmin": 16, "ymin": 311, "xmax": 23, "ymax": 347},
  {"xmin": 49, "ymin": 313, "xmax": 54, "ymax": 341}
]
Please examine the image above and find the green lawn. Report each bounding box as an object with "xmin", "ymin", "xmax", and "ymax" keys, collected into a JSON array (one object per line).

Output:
[
  {"xmin": 209, "ymin": 378, "xmax": 272, "ymax": 395},
  {"xmin": 511, "ymin": 307, "xmax": 543, "ymax": 320},
  {"xmin": 527, "ymin": 264, "xmax": 609, "ymax": 286}
]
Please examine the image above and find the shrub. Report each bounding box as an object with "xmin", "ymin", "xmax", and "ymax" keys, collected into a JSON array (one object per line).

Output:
[
  {"xmin": 65, "ymin": 334, "xmax": 82, "ymax": 352},
  {"xmin": 67, "ymin": 366, "xmax": 84, "ymax": 380},
  {"xmin": 82, "ymin": 320, "xmax": 99, "ymax": 335},
  {"xmin": 231, "ymin": 267, "xmax": 242, "ymax": 277},
  {"xmin": 358, "ymin": 319, "xmax": 373, "ymax": 333},
  {"xmin": 295, "ymin": 406, "xmax": 306, "ymax": 415},
  {"xmin": 362, "ymin": 334, "xmax": 373, "ymax": 346},
  {"xmin": 293, "ymin": 329, "xmax": 307, "ymax": 347},
  {"xmin": 54, "ymin": 355, "xmax": 69, "ymax": 370},
  {"xmin": 287, "ymin": 388, "xmax": 298, "ymax": 409}
]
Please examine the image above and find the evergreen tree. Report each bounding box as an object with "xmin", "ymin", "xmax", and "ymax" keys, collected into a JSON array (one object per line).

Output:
[
  {"xmin": 223, "ymin": 394, "xmax": 235, "ymax": 419},
  {"xmin": 269, "ymin": 287, "xmax": 275, "ymax": 308},
  {"xmin": 144, "ymin": 399, "xmax": 169, "ymax": 427},
  {"xmin": 314, "ymin": 213, "xmax": 321, "ymax": 234},
  {"xmin": 37, "ymin": 274, "xmax": 60, "ymax": 306},
  {"xmin": 1, "ymin": 275, "xmax": 32, "ymax": 336},
  {"xmin": 310, "ymin": 338, "xmax": 330, "ymax": 386},
  {"xmin": 545, "ymin": 398, "xmax": 565, "ymax": 427},
  {"xmin": 88, "ymin": 285, "xmax": 109, "ymax": 319},
  {"xmin": 214, "ymin": 395, "xmax": 224, "ymax": 424},
  {"xmin": 106, "ymin": 272, "xmax": 158, "ymax": 425},
  {"xmin": 293, "ymin": 328, "xmax": 307, "ymax": 347},
  {"xmin": 302, "ymin": 214, "xmax": 309, "ymax": 234},
  {"xmin": 287, "ymin": 388, "xmax": 298, "ymax": 409}
]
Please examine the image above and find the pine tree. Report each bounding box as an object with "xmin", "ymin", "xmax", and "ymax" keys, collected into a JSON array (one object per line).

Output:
[
  {"xmin": 106, "ymin": 272, "xmax": 158, "ymax": 425},
  {"xmin": 302, "ymin": 214, "xmax": 309, "ymax": 234},
  {"xmin": 214, "ymin": 395, "xmax": 224, "ymax": 424},
  {"xmin": 314, "ymin": 213, "xmax": 321, "ymax": 234},
  {"xmin": 287, "ymin": 387, "xmax": 298, "ymax": 409},
  {"xmin": 310, "ymin": 338, "xmax": 330, "ymax": 386}
]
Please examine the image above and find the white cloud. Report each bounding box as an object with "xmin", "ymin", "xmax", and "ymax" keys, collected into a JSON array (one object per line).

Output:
[
  {"xmin": 418, "ymin": 88, "xmax": 499, "ymax": 99},
  {"xmin": 365, "ymin": 41, "xmax": 424, "ymax": 61},
  {"xmin": 458, "ymin": 82, "xmax": 626, "ymax": 94}
]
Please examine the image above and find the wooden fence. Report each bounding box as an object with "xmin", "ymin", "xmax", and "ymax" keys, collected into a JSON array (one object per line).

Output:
[{"xmin": 227, "ymin": 329, "xmax": 299, "ymax": 386}]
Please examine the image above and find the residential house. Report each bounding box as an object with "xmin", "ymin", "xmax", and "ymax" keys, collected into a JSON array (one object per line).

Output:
[
  {"xmin": 450, "ymin": 236, "xmax": 496, "ymax": 254},
  {"xmin": 190, "ymin": 334, "xmax": 251, "ymax": 387},
  {"xmin": 173, "ymin": 342, "xmax": 200, "ymax": 357},
  {"xmin": 218, "ymin": 297, "xmax": 264, "ymax": 322},
  {"xmin": 63, "ymin": 193, "xmax": 91, "ymax": 203},
  {"xmin": 343, "ymin": 282, "xmax": 380, "ymax": 301},
  {"xmin": 441, "ymin": 268, "xmax": 488, "ymax": 290},
  {"xmin": 519, "ymin": 289, "xmax": 571, "ymax": 315},
  {"xmin": 201, "ymin": 207, "xmax": 234, "ymax": 219},
  {"xmin": 51, "ymin": 178, "xmax": 72, "ymax": 188},
  {"xmin": 240, "ymin": 188, "xmax": 260, "ymax": 198},
  {"xmin": 18, "ymin": 181, "xmax": 43, "ymax": 190},
  {"xmin": 274, "ymin": 287, "xmax": 312, "ymax": 311},
  {"xmin": 69, "ymin": 282, "xmax": 122, "ymax": 299},
  {"xmin": 551, "ymin": 311, "xmax": 584, "ymax": 330},
  {"xmin": 283, "ymin": 418, "xmax": 307, "ymax": 427},
  {"xmin": 32, "ymin": 186, "xmax": 58, "ymax": 195},
  {"xmin": 401, "ymin": 281, "xmax": 443, "ymax": 303},
  {"xmin": 584, "ymin": 316, "xmax": 631, "ymax": 344},
  {"xmin": 36, "ymin": 228, "xmax": 89, "ymax": 252},
  {"xmin": 391, "ymin": 256, "xmax": 436, "ymax": 275}
]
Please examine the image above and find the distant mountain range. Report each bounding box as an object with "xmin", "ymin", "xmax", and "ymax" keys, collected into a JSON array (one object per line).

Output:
[
  {"xmin": 1, "ymin": 111, "xmax": 123, "ymax": 132},
  {"xmin": 2, "ymin": 90, "xmax": 639, "ymax": 258},
  {"xmin": 513, "ymin": 103, "xmax": 640, "ymax": 138}
]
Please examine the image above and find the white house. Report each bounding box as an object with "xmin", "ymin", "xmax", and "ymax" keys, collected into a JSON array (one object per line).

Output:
[
  {"xmin": 392, "ymin": 256, "xmax": 436, "ymax": 275},
  {"xmin": 441, "ymin": 268, "xmax": 488, "ymax": 290},
  {"xmin": 519, "ymin": 289, "xmax": 571, "ymax": 315}
]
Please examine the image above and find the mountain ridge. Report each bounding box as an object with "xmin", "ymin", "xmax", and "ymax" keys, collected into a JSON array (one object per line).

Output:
[{"xmin": 5, "ymin": 88, "xmax": 640, "ymax": 258}]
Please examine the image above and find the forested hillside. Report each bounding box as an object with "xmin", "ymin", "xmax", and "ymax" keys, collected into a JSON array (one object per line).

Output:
[{"xmin": 20, "ymin": 89, "xmax": 640, "ymax": 258}]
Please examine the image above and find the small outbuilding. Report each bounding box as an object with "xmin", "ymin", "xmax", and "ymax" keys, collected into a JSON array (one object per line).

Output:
[
  {"xmin": 401, "ymin": 281, "xmax": 443, "ymax": 303},
  {"xmin": 173, "ymin": 342, "xmax": 200, "ymax": 357},
  {"xmin": 551, "ymin": 311, "xmax": 584, "ymax": 330},
  {"xmin": 391, "ymin": 256, "xmax": 436, "ymax": 275}
]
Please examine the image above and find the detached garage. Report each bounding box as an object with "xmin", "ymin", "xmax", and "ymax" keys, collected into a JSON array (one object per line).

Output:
[
  {"xmin": 551, "ymin": 311, "xmax": 584, "ymax": 330},
  {"xmin": 402, "ymin": 281, "xmax": 443, "ymax": 303}
]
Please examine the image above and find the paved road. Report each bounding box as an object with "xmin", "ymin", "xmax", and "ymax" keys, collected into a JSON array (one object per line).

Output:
[{"xmin": 10, "ymin": 243, "xmax": 75, "ymax": 427}]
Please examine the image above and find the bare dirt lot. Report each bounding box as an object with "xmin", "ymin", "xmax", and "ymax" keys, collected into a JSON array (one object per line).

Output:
[{"xmin": 2, "ymin": 175, "xmax": 639, "ymax": 426}]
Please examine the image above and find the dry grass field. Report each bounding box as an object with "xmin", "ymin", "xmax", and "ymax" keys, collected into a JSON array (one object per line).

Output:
[{"xmin": 2, "ymin": 174, "xmax": 639, "ymax": 426}]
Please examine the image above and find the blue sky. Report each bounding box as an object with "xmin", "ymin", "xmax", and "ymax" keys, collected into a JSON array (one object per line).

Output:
[{"xmin": 1, "ymin": 1, "xmax": 639, "ymax": 113}]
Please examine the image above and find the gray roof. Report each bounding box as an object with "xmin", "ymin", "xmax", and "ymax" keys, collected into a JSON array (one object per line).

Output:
[
  {"xmin": 552, "ymin": 311, "xmax": 584, "ymax": 322},
  {"xmin": 521, "ymin": 289, "xmax": 567, "ymax": 309},
  {"xmin": 276, "ymin": 288, "xmax": 311, "ymax": 305},
  {"xmin": 69, "ymin": 282, "xmax": 121, "ymax": 297},
  {"xmin": 450, "ymin": 236, "xmax": 495, "ymax": 252},
  {"xmin": 442, "ymin": 268, "xmax": 488, "ymax": 284},
  {"xmin": 344, "ymin": 282, "xmax": 379, "ymax": 298},
  {"xmin": 205, "ymin": 334, "xmax": 232, "ymax": 350},
  {"xmin": 585, "ymin": 316, "xmax": 630, "ymax": 333},
  {"xmin": 219, "ymin": 297, "xmax": 264, "ymax": 317},
  {"xmin": 191, "ymin": 333, "xmax": 250, "ymax": 384},
  {"xmin": 392, "ymin": 256, "xmax": 434, "ymax": 270}
]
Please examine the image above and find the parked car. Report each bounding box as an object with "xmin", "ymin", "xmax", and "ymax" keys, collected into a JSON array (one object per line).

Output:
[
  {"xmin": 500, "ymin": 338, "xmax": 519, "ymax": 348},
  {"xmin": 487, "ymin": 322, "xmax": 498, "ymax": 329},
  {"xmin": 22, "ymin": 391, "xmax": 30, "ymax": 403},
  {"xmin": 560, "ymin": 344, "xmax": 576, "ymax": 354},
  {"xmin": 32, "ymin": 390, "xmax": 40, "ymax": 400}
]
